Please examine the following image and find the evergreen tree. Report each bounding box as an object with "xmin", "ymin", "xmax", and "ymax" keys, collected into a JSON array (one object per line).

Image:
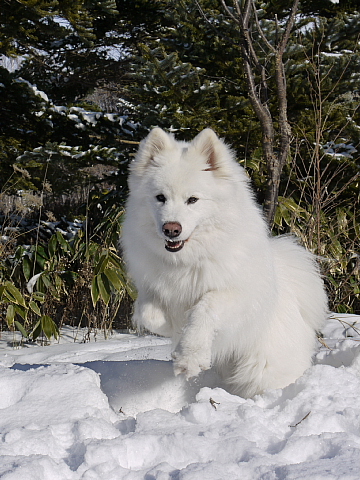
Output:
[
  {"xmin": 127, "ymin": 1, "xmax": 261, "ymax": 154},
  {"xmin": 0, "ymin": 0, "xmax": 359, "ymax": 316},
  {"xmin": 0, "ymin": 73, "xmax": 137, "ymax": 194},
  {"xmin": 0, "ymin": 0, "xmax": 139, "ymax": 195},
  {"xmin": 1, "ymin": 0, "xmax": 120, "ymax": 102},
  {"xmin": 126, "ymin": 1, "xmax": 360, "ymax": 198}
]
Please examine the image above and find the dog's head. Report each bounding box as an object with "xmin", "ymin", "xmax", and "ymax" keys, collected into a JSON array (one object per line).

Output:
[{"xmin": 128, "ymin": 128, "xmax": 244, "ymax": 254}]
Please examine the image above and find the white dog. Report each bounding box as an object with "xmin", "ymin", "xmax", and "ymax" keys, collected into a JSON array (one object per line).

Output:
[{"xmin": 121, "ymin": 128, "xmax": 328, "ymax": 398}]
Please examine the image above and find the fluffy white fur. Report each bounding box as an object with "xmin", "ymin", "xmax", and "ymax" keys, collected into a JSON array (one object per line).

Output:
[{"xmin": 121, "ymin": 128, "xmax": 328, "ymax": 398}]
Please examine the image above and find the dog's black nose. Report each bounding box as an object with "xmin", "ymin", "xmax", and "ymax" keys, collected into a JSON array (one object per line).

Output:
[{"xmin": 163, "ymin": 222, "xmax": 182, "ymax": 238}]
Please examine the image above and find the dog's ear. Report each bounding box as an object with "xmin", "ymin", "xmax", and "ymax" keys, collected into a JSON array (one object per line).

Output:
[
  {"xmin": 131, "ymin": 128, "xmax": 173, "ymax": 174},
  {"xmin": 191, "ymin": 129, "xmax": 233, "ymax": 176},
  {"xmin": 144, "ymin": 127, "xmax": 172, "ymax": 158},
  {"xmin": 191, "ymin": 129, "xmax": 218, "ymax": 171}
]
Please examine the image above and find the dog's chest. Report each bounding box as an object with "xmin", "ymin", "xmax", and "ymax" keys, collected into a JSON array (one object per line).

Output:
[{"xmin": 150, "ymin": 262, "xmax": 211, "ymax": 308}]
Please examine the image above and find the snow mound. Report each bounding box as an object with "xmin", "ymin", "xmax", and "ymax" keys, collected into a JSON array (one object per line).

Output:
[{"xmin": 0, "ymin": 315, "xmax": 359, "ymax": 479}]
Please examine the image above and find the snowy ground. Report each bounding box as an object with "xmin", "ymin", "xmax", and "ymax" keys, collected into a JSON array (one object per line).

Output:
[{"xmin": 0, "ymin": 314, "xmax": 359, "ymax": 480}]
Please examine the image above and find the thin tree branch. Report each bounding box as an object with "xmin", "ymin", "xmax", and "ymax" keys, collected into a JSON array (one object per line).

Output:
[
  {"xmin": 279, "ymin": 0, "xmax": 300, "ymax": 55},
  {"xmin": 251, "ymin": 2, "xmax": 276, "ymax": 53},
  {"xmin": 219, "ymin": 0, "xmax": 299, "ymax": 226}
]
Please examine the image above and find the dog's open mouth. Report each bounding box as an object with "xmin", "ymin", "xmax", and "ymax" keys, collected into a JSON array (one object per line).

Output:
[{"xmin": 165, "ymin": 240, "xmax": 185, "ymax": 252}]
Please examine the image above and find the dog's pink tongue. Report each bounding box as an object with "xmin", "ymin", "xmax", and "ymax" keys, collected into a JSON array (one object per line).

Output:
[
  {"xmin": 168, "ymin": 241, "xmax": 181, "ymax": 247},
  {"xmin": 165, "ymin": 240, "xmax": 185, "ymax": 252}
]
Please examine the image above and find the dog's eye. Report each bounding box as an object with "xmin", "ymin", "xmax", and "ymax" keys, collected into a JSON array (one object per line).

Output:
[
  {"xmin": 156, "ymin": 194, "xmax": 166, "ymax": 203},
  {"xmin": 187, "ymin": 196, "xmax": 198, "ymax": 205}
]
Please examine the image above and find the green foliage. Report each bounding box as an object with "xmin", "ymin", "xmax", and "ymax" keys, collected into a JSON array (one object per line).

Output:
[
  {"xmin": 274, "ymin": 200, "xmax": 360, "ymax": 314},
  {"xmin": 0, "ymin": 75, "xmax": 136, "ymax": 193},
  {"xmin": 1, "ymin": 0, "xmax": 360, "ymax": 322},
  {"xmin": 1, "ymin": 213, "xmax": 135, "ymax": 341},
  {"xmin": 90, "ymin": 246, "xmax": 136, "ymax": 307},
  {"xmin": 129, "ymin": 44, "xmax": 225, "ymax": 136},
  {"xmin": 0, "ymin": 0, "xmax": 137, "ymax": 336},
  {"xmin": 125, "ymin": 1, "xmax": 360, "ymax": 314},
  {"xmin": 0, "ymin": 280, "xmax": 59, "ymax": 342},
  {"xmin": 127, "ymin": 1, "xmax": 259, "ymax": 148},
  {"xmin": 0, "ymin": 0, "xmax": 138, "ymax": 195},
  {"xmin": 127, "ymin": 2, "xmax": 360, "ymax": 191},
  {"xmin": 14, "ymin": 142, "xmax": 126, "ymax": 195},
  {"xmin": 0, "ymin": 0, "xmax": 119, "ymax": 102}
]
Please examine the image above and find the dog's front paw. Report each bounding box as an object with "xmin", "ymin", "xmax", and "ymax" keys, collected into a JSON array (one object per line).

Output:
[{"xmin": 172, "ymin": 351, "xmax": 211, "ymax": 380}]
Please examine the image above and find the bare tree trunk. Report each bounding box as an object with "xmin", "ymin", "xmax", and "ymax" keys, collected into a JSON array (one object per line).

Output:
[{"xmin": 219, "ymin": 0, "xmax": 299, "ymax": 227}]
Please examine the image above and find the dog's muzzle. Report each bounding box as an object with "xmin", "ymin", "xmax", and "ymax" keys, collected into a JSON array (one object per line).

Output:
[{"xmin": 162, "ymin": 222, "xmax": 185, "ymax": 252}]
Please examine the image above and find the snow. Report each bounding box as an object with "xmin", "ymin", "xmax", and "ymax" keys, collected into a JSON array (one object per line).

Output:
[
  {"xmin": 322, "ymin": 141, "xmax": 357, "ymax": 159},
  {"xmin": 14, "ymin": 78, "xmax": 49, "ymax": 102},
  {"xmin": 0, "ymin": 315, "xmax": 360, "ymax": 479},
  {"xmin": 26, "ymin": 272, "xmax": 43, "ymax": 294},
  {"xmin": 322, "ymin": 52, "xmax": 342, "ymax": 58}
]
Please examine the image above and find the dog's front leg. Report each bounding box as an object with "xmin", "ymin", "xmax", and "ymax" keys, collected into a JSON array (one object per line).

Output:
[
  {"xmin": 173, "ymin": 291, "xmax": 223, "ymax": 379},
  {"xmin": 132, "ymin": 294, "xmax": 173, "ymax": 337}
]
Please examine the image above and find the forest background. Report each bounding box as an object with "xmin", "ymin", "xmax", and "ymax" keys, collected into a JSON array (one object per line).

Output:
[{"xmin": 0, "ymin": 0, "xmax": 359, "ymax": 342}]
